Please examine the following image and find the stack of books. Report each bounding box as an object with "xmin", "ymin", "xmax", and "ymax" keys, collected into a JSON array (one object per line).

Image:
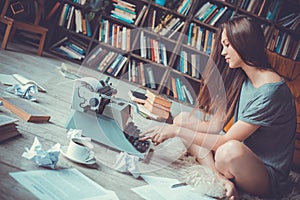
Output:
[
  {"xmin": 51, "ymin": 37, "xmax": 87, "ymax": 61},
  {"xmin": 0, "ymin": 115, "xmax": 20, "ymax": 142},
  {"xmin": 110, "ymin": 0, "xmax": 136, "ymax": 24},
  {"xmin": 143, "ymin": 90, "xmax": 172, "ymax": 119}
]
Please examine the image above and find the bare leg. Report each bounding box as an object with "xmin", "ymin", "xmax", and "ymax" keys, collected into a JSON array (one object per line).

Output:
[
  {"xmin": 188, "ymin": 144, "xmax": 237, "ymax": 199},
  {"xmin": 215, "ymin": 140, "xmax": 271, "ymax": 196}
]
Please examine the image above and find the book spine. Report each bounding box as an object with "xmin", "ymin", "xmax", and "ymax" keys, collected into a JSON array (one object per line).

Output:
[
  {"xmin": 175, "ymin": 78, "xmax": 183, "ymax": 101},
  {"xmin": 113, "ymin": 57, "xmax": 128, "ymax": 76},
  {"xmin": 171, "ymin": 77, "xmax": 178, "ymax": 99},
  {"xmin": 182, "ymin": 84, "xmax": 194, "ymax": 105},
  {"xmin": 146, "ymin": 67, "xmax": 156, "ymax": 89},
  {"xmin": 106, "ymin": 54, "xmax": 123, "ymax": 74},
  {"xmin": 135, "ymin": 5, "xmax": 147, "ymax": 26},
  {"xmin": 85, "ymin": 14, "xmax": 92, "ymax": 37}
]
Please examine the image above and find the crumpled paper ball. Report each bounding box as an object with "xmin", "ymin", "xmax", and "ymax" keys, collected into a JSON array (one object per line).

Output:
[
  {"xmin": 6, "ymin": 83, "xmax": 38, "ymax": 101},
  {"xmin": 22, "ymin": 137, "xmax": 60, "ymax": 169},
  {"xmin": 113, "ymin": 152, "xmax": 140, "ymax": 178}
]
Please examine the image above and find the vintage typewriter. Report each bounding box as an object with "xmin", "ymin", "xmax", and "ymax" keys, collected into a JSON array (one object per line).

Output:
[{"xmin": 65, "ymin": 77, "xmax": 150, "ymax": 158}]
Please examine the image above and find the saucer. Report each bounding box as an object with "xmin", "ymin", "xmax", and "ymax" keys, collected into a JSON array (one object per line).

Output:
[{"xmin": 60, "ymin": 146, "xmax": 96, "ymax": 165}]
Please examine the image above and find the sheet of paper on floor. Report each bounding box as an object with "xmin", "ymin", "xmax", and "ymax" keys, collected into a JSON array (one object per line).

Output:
[
  {"xmin": 131, "ymin": 175, "xmax": 214, "ymax": 200},
  {"xmin": 9, "ymin": 168, "xmax": 119, "ymax": 200}
]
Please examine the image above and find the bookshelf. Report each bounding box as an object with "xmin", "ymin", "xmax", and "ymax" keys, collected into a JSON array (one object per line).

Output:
[{"xmin": 47, "ymin": 0, "xmax": 300, "ymax": 107}]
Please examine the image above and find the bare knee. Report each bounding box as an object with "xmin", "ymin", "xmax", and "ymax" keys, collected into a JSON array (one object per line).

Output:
[{"xmin": 215, "ymin": 140, "xmax": 243, "ymax": 177}]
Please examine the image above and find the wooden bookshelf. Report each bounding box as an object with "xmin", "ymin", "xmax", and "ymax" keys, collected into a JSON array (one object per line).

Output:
[{"xmin": 46, "ymin": 0, "xmax": 299, "ymax": 107}]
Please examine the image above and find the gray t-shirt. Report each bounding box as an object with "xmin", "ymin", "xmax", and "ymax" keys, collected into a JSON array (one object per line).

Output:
[{"xmin": 234, "ymin": 78, "xmax": 296, "ymax": 196}]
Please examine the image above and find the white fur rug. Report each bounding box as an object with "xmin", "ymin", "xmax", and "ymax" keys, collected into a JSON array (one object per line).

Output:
[{"xmin": 177, "ymin": 157, "xmax": 300, "ymax": 200}]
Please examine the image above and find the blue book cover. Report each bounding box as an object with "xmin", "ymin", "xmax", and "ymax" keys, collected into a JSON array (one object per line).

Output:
[
  {"xmin": 113, "ymin": 3, "xmax": 136, "ymax": 15},
  {"xmin": 85, "ymin": 14, "xmax": 92, "ymax": 37},
  {"xmin": 180, "ymin": 51, "xmax": 184, "ymax": 73},
  {"xmin": 107, "ymin": 54, "xmax": 123, "ymax": 74},
  {"xmin": 178, "ymin": 0, "xmax": 191, "ymax": 14},
  {"xmin": 64, "ymin": 41, "xmax": 86, "ymax": 55},
  {"xmin": 62, "ymin": 4, "xmax": 70, "ymax": 27},
  {"xmin": 187, "ymin": 23, "xmax": 193, "ymax": 46},
  {"xmin": 112, "ymin": 57, "xmax": 127, "ymax": 76},
  {"xmin": 266, "ymin": 0, "xmax": 282, "ymax": 21},
  {"xmin": 199, "ymin": 4, "xmax": 217, "ymax": 22},
  {"xmin": 111, "ymin": 13, "xmax": 134, "ymax": 24},
  {"xmin": 175, "ymin": 78, "xmax": 186, "ymax": 102},
  {"xmin": 209, "ymin": 6, "xmax": 225, "ymax": 25},
  {"xmin": 206, "ymin": 31, "xmax": 213, "ymax": 55}
]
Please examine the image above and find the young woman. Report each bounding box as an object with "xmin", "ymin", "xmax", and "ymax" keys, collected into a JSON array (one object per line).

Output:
[{"xmin": 140, "ymin": 16, "xmax": 296, "ymax": 199}]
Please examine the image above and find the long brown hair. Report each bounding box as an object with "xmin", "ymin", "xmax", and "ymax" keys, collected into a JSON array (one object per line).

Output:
[{"xmin": 196, "ymin": 15, "xmax": 272, "ymax": 126}]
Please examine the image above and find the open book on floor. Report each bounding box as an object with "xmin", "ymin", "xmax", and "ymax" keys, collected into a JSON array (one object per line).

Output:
[
  {"xmin": 0, "ymin": 97, "xmax": 50, "ymax": 122},
  {"xmin": 0, "ymin": 115, "xmax": 20, "ymax": 142},
  {"xmin": 0, "ymin": 73, "xmax": 46, "ymax": 92}
]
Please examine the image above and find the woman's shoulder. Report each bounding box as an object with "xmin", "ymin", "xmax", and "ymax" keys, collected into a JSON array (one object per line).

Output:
[
  {"xmin": 255, "ymin": 79, "xmax": 294, "ymax": 108},
  {"xmin": 243, "ymin": 77, "xmax": 291, "ymax": 101}
]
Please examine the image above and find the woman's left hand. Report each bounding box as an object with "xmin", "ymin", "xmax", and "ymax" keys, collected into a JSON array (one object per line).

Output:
[{"xmin": 139, "ymin": 124, "xmax": 178, "ymax": 145}]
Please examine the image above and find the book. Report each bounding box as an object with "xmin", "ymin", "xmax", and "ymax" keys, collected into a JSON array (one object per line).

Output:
[
  {"xmin": 66, "ymin": 6, "xmax": 75, "ymax": 30},
  {"xmin": 98, "ymin": 52, "xmax": 118, "ymax": 71},
  {"xmin": 145, "ymin": 90, "xmax": 172, "ymax": 108},
  {"xmin": 0, "ymin": 115, "xmax": 20, "ymax": 142},
  {"xmin": 57, "ymin": 45, "xmax": 85, "ymax": 60},
  {"xmin": 112, "ymin": 56, "xmax": 128, "ymax": 76},
  {"xmin": 58, "ymin": 4, "xmax": 70, "ymax": 26},
  {"xmin": 194, "ymin": 2, "xmax": 212, "ymax": 19},
  {"xmin": 175, "ymin": 78, "xmax": 184, "ymax": 101},
  {"xmin": 146, "ymin": 67, "xmax": 156, "ymax": 89},
  {"xmin": 128, "ymin": 90, "xmax": 147, "ymax": 104},
  {"xmin": 0, "ymin": 73, "xmax": 46, "ymax": 92},
  {"xmin": 143, "ymin": 100, "xmax": 170, "ymax": 119},
  {"xmin": 168, "ymin": 21, "xmax": 185, "ymax": 39},
  {"xmin": 85, "ymin": 13, "xmax": 92, "ymax": 37},
  {"xmin": 136, "ymin": 103, "xmax": 161, "ymax": 121},
  {"xmin": 138, "ymin": 62, "xmax": 146, "ymax": 86},
  {"xmin": 0, "ymin": 97, "xmax": 51, "ymax": 122},
  {"xmin": 134, "ymin": 5, "xmax": 147, "ymax": 26},
  {"xmin": 171, "ymin": 77, "xmax": 178, "ymax": 99},
  {"xmin": 182, "ymin": 84, "xmax": 194, "ymax": 105},
  {"xmin": 209, "ymin": 6, "xmax": 228, "ymax": 26},
  {"xmin": 106, "ymin": 54, "xmax": 124, "ymax": 74}
]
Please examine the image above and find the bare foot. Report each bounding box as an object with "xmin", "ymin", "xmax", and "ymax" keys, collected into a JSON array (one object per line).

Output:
[{"xmin": 218, "ymin": 175, "xmax": 238, "ymax": 200}]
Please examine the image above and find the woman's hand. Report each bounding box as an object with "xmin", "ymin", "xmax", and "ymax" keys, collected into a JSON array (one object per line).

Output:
[{"xmin": 139, "ymin": 124, "xmax": 178, "ymax": 146}]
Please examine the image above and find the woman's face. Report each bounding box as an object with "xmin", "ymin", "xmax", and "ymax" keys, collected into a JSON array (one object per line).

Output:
[{"xmin": 221, "ymin": 30, "xmax": 244, "ymax": 69}]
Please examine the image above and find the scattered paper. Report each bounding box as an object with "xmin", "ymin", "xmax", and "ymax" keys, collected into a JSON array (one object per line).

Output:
[
  {"xmin": 0, "ymin": 73, "xmax": 46, "ymax": 92},
  {"xmin": 57, "ymin": 63, "xmax": 81, "ymax": 80},
  {"xmin": 6, "ymin": 83, "xmax": 38, "ymax": 101},
  {"xmin": 131, "ymin": 185, "xmax": 165, "ymax": 200},
  {"xmin": 113, "ymin": 152, "xmax": 140, "ymax": 178},
  {"xmin": 12, "ymin": 74, "xmax": 46, "ymax": 92},
  {"xmin": 22, "ymin": 137, "xmax": 60, "ymax": 169},
  {"xmin": 131, "ymin": 175, "xmax": 214, "ymax": 200},
  {"xmin": 10, "ymin": 168, "xmax": 119, "ymax": 200}
]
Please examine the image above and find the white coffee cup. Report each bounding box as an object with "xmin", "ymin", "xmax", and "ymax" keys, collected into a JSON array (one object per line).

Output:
[{"xmin": 66, "ymin": 138, "xmax": 94, "ymax": 162}]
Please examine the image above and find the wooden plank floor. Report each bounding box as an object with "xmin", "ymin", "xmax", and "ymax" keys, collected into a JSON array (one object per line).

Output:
[{"xmin": 0, "ymin": 43, "xmax": 194, "ymax": 200}]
